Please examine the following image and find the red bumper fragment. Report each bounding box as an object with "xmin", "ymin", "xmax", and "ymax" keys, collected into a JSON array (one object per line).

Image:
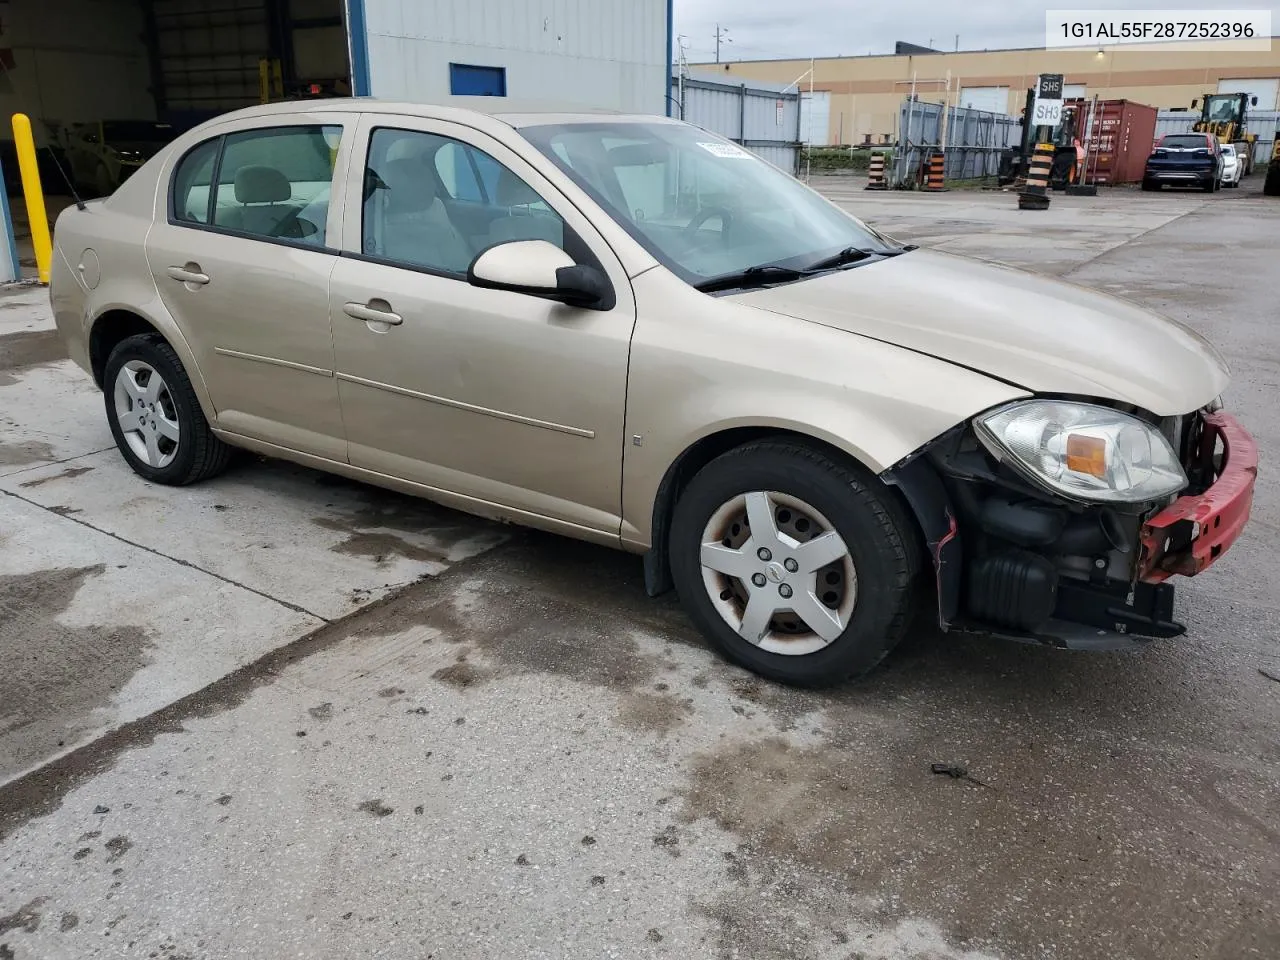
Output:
[{"xmin": 1139, "ymin": 411, "xmax": 1257, "ymax": 583}]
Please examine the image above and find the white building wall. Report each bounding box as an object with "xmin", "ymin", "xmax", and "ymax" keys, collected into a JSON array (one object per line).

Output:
[
  {"xmin": 958, "ymin": 87, "xmax": 1008, "ymax": 114},
  {"xmin": 362, "ymin": 0, "xmax": 668, "ymax": 114}
]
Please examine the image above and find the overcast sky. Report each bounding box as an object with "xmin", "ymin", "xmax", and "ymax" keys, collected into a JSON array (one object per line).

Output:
[{"xmin": 674, "ymin": 0, "xmax": 1280, "ymax": 62}]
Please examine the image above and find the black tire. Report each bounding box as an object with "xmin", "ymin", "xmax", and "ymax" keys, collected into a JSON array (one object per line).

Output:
[
  {"xmin": 1141, "ymin": 178, "xmax": 1157, "ymax": 191},
  {"xmin": 103, "ymin": 334, "xmax": 233, "ymax": 485},
  {"xmin": 1266, "ymin": 166, "xmax": 1280, "ymax": 197},
  {"xmin": 669, "ymin": 440, "xmax": 922, "ymax": 687}
]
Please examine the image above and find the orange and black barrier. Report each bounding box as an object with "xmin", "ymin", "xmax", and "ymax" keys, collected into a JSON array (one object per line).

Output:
[
  {"xmin": 923, "ymin": 151, "xmax": 946, "ymax": 191},
  {"xmin": 866, "ymin": 152, "xmax": 888, "ymax": 190},
  {"xmin": 1018, "ymin": 142, "xmax": 1055, "ymax": 210}
]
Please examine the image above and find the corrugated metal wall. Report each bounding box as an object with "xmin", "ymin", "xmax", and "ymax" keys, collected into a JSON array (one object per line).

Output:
[
  {"xmin": 1154, "ymin": 110, "xmax": 1278, "ymax": 166},
  {"xmin": 895, "ymin": 99, "xmax": 1021, "ymax": 185},
  {"xmin": 363, "ymin": 0, "xmax": 667, "ymax": 113},
  {"xmin": 677, "ymin": 73, "xmax": 801, "ymax": 173}
]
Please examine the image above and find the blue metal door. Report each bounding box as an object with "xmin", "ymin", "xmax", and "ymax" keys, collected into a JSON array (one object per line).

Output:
[{"xmin": 449, "ymin": 64, "xmax": 507, "ymax": 97}]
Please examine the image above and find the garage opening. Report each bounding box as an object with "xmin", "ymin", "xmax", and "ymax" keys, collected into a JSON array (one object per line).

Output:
[{"xmin": 1, "ymin": 0, "xmax": 353, "ymax": 272}]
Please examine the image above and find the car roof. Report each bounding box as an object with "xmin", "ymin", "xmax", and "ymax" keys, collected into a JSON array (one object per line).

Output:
[{"xmin": 200, "ymin": 97, "xmax": 675, "ymax": 130}]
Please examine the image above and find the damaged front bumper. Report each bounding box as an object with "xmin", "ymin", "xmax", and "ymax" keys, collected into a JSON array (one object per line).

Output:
[
  {"xmin": 886, "ymin": 409, "xmax": 1258, "ymax": 653},
  {"xmin": 1138, "ymin": 411, "xmax": 1257, "ymax": 582}
]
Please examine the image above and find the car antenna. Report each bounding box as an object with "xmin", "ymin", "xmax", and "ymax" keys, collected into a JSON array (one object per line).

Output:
[
  {"xmin": 0, "ymin": 59, "xmax": 86, "ymax": 211},
  {"xmin": 44, "ymin": 138, "xmax": 87, "ymax": 212}
]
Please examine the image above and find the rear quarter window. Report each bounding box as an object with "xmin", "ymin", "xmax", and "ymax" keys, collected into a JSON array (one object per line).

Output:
[{"xmin": 171, "ymin": 139, "xmax": 219, "ymax": 224}]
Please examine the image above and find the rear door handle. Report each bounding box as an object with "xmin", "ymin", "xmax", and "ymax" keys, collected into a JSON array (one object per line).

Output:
[
  {"xmin": 166, "ymin": 264, "xmax": 209, "ymax": 285},
  {"xmin": 343, "ymin": 300, "xmax": 403, "ymax": 326}
]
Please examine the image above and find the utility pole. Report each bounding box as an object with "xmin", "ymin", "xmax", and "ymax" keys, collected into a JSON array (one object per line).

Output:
[
  {"xmin": 676, "ymin": 35, "xmax": 689, "ymax": 119},
  {"xmin": 715, "ymin": 24, "xmax": 731, "ymax": 63}
]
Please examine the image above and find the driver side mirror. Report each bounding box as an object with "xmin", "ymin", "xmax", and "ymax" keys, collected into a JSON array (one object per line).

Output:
[{"xmin": 467, "ymin": 240, "xmax": 611, "ymax": 310}]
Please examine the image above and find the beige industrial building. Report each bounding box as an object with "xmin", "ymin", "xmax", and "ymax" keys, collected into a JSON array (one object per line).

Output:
[{"xmin": 704, "ymin": 41, "xmax": 1280, "ymax": 145}]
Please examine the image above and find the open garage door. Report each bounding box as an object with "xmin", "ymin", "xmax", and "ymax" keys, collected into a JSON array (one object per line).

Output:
[
  {"xmin": 0, "ymin": 0, "xmax": 350, "ymax": 194},
  {"xmin": 154, "ymin": 0, "xmax": 351, "ymax": 129}
]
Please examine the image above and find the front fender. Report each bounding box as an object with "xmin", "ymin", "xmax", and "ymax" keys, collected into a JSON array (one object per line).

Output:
[
  {"xmin": 620, "ymin": 267, "xmax": 1029, "ymax": 548},
  {"xmin": 882, "ymin": 449, "xmax": 962, "ymax": 629}
]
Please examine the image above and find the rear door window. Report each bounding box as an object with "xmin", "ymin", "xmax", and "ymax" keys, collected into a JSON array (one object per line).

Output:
[{"xmin": 211, "ymin": 125, "xmax": 342, "ymax": 245}]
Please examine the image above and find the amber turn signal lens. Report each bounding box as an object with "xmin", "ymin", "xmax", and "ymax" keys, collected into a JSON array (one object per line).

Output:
[{"xmin": 1065, "ymin": 434, "xmax": 1107, "ymax": 477}]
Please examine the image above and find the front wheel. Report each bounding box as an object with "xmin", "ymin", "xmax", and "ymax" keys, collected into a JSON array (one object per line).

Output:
[
  {"xmin": 669, "ymin": 440, "xmax": 921, "ymax": 686},
  {"xmin": 104, "ymin": 334, "xmax": 232, "ymax": 485}
]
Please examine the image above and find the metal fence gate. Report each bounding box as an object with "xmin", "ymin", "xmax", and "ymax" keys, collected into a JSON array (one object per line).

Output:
[
  {"xmin": 894, "ymin": 98, "xmax": 1021, "ymax": 187},
  {"xmin": 675, "ymin": 71, "xmax": 802, "ymax": 173},
  {"xmin": 1154, "ymin": 110, "xmax": 1279, "ymax": 168}
]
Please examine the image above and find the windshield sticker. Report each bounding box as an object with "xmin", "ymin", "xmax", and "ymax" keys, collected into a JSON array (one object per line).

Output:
[{"xmin": 697, "ymin": 141, "xmax": 752, "ymax": 159}]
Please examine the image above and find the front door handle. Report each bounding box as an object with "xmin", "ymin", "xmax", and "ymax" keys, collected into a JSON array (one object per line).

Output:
[
  {"xmin": 343, "ymin": 300, "xmax": 403, "ymax": 326},
  {"xmin": 166, "ymin": 263, "xmax": 209, "ymax": 285}
]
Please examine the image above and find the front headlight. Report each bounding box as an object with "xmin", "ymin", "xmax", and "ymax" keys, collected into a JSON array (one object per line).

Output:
[{"xmin": 974, "ymin": 400, "xmax": 1187, "ymax": 504}]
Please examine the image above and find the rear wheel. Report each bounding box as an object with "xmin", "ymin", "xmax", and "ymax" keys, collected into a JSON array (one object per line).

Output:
[
  {"xmin": 1141, "ymin": 178, "xmax": 1157, "ymax": 191},
  {"xmin": 104, "ymin": 334, "xmax": 232, "ymax": 485},
  {"xmin": 669, "ymin": 440, "xmax": 921, "ymax": 686}
]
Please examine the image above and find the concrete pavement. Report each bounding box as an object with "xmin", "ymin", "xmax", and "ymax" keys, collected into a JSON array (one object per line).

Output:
[
  {"xmin": 0, "ymin": 284, "xmax": 507, "ymax": 784},
  {"xmin": 2, "ymin": 179, "xmax": 1277, "ymax": 960}
]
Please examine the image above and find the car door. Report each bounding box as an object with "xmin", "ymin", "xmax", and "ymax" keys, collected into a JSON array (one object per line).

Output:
[
  {"xmin": 329, "ymin": 115, "xmax": 637, "ymax": 539},
  {"xmin": 145, "ymin": 114, "xmax": 353, "ymax": 461}
]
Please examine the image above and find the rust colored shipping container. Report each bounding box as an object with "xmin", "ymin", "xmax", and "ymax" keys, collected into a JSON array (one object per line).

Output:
[{"xmin": 1069, "ymin": 98, "xmax": 1159, "ymax": 185}]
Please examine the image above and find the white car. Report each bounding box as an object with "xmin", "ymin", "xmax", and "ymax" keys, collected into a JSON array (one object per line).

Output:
[{"xmin": 1219, "ymin": 144, "xmax": 1243, "ymax": 187}]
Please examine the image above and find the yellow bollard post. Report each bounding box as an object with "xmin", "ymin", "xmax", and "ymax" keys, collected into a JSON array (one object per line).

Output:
[{"xmin": 10, "ymin": 113, "xmax": 52, "ymax": 284}]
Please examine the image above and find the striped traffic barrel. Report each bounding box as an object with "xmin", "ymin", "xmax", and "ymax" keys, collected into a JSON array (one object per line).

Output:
[
  {"xmin": 866, "ymin": 152, "xmax": 888, "ymax": 190},
  {"xmin": 1018, "ymin": 142, "xmax": 1055, "ymax": 210},
  {"xmin": 924, "ymin": 152, "xmax": 946, "ymax": 191}
]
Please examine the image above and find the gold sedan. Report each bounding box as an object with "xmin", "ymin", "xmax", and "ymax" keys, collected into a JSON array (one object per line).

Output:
[{"xmin": 50, "ymin": 99, "xmax": 1254, "ymax": 685}]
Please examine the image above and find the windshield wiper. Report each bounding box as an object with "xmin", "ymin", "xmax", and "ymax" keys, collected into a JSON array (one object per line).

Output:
[
  {"xmin": 694, "ymin": 243, "xmax": 920, "ymax": 294},
  {"xmin": 693, "ymin": 264, "xmax": 809, "ymax": 293},
  {"xmin": 805, "ymin": 244, "xmax": 915, "ymax": 272}
]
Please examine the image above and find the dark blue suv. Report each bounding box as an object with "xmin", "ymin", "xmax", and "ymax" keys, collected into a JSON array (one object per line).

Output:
[{"xmin": 1143, "ymin": 133, "xmax": 1223, "ymax": 192}]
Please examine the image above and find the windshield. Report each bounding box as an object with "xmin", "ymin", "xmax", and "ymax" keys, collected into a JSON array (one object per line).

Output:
[
  {"xmin": 519, "ymin": 121, "xmax": 896, "ymax": 284},
  {"xmin": 1159, "ymin": 135, "xmax": 1210, "ymax": 150},
  {"xmin": 1205, "ymin": 96, "xmax": 1241, "ymax": 122},
  {"xmin": 102, "ymin": 121, "xmax": 175, "ymax": 143},
  {"xmin": 1222, "ymin": 144, "xmax": 1235, "ymax": 156}
]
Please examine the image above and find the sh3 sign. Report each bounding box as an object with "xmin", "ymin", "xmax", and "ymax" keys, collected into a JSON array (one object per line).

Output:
[{"xmin": 1032, "ymin": 73, "xmax": 1064, "ymax": 126}]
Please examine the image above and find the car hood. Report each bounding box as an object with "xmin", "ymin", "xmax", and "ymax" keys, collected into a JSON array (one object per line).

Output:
[{"xmin": 731, "ymin": 250, "xmax": 1229, "ymax": 416}]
